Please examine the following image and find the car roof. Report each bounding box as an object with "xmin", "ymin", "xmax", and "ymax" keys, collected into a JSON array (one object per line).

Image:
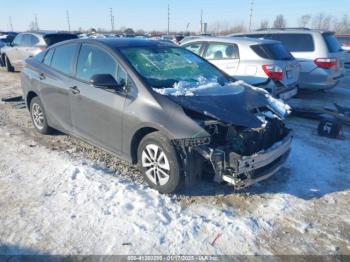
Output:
[
  {"xmin": 182, "ymin": 36, "xmax": 278, "ymax": 45},
  {"xmin": 53, "ymin": 38, "xmax": 177, "ymax": 49},
  {"xmin": 231, "ymin": 28, "xmax": 333, "ymax": 35},
  {"xmin": 20, "ymin": 31, "xmax": 77, "ymax": 36}
]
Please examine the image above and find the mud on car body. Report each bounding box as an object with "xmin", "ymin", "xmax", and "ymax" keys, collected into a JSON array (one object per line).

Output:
[{"xmin": 21, "ymin": 38, "xmax": 292, "ymax": 194}]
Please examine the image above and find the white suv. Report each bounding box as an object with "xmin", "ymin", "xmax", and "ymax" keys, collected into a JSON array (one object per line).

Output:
[
  {"xmin": 181, "ymin": 36, "xmax": 299, "ymax": 100},
  {"xmin": 232, "ymin": 29, "xmax": 345, "ymax": 90}
]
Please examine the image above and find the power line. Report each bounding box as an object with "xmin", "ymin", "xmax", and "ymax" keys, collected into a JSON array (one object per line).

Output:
[
  {"xmin": 66, "ymin": 10, "xmax": 71, "ymax": 32},
  {"xmin": 249, "ymin": 0, "xmax": 254, "ymax": 31}
]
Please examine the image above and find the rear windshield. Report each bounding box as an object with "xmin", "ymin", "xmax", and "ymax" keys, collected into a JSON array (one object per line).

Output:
[
  {"xmin": 44, "ymin": 34, "xmax": 78, "ymax": 46},
  {"xmin": 323, "ymin": 33, "xmax": 342, "ymax": 53},
  {"xmin": 251, "ymin": 43, "xmax": 294, "ymax": 60}
]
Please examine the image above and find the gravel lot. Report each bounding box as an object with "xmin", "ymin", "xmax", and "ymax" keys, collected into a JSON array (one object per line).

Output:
[{"xmin": 0, "ymin": 68, "xmax": 350, "ymax": 255}]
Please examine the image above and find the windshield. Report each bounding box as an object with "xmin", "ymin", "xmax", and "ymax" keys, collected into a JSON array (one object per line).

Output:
[{"xmin": 120, "ymin": 46, "xmax": 230, "ymax": 89}]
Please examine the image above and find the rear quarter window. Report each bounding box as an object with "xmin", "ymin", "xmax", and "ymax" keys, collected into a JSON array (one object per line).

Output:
[
  {"xmin": 268, "ymin": 34, "xmax": 315, "ymax": 52},
  {"xmin": 323, "ymin": 33, "xmax": 342, "ymax": 53},
  {"xmin": 251, "ymin": 43, "xmax": 294, "ymax": 60}
]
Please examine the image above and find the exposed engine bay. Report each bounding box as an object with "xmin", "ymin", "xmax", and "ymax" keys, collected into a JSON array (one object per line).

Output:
[{"xmin": 174, "ymin": 105, "xmax": 292, "ymax": 189}]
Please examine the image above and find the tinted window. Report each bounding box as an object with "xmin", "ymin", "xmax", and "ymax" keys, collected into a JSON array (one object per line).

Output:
[
  {"xmin": 251, "ymin": 43, "xmax": 293, "ymax": 60},
  {"xmin": 204, "ymin": 43, "xmax": 239, "ymax": 60},
  {"xmin": 268, "ymin": 34, "xmax": 315, "ymax": 52},
  {"xmin": 29, "ymin": 35, "xmax": 39, "ymax": 45},
  {"xmin": 21, "ymin": 34, "xmax": 33, "ymax": 46},
  {"xmin": 239, "ymin": 33, "xmax": 315, "ymax": 52},
  {"xmin": 323, "ymin": 33, "xmax": 342, "ymax": 53},
  {"xmin": 51, "ymin": 44, "xmax": 77, "ymax": 75},
  {"xmin": 43, "ymin": 49, "xmax": 55, "ymax": 65},
  {"xmin": 76, "ymin": 44, "xmax": 118, "ymax": 82},
  {"xmin": 184, "ymin": 43, "xmax": 203, "ymax": 55},
  {"xmin": 44, "ymin": 34, "xmax": 78, "ymax": 46}
]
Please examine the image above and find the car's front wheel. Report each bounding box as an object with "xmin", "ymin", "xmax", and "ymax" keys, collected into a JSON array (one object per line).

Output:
[
  {"xmin": 138, "ymin": 132, "xmax": 181, "ymax": 194},
  {"xmin": 30, "ymin": 97, "xmax": 53, "ymax": 134}
]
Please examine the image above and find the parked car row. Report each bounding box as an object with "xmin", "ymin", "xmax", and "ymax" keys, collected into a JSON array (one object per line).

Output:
[
  {"xmin": 232, "ymin": 28, "xmax": 346, "ymax": 91},
  {"xmin": 181, "ymin": 36, "xmax": 299, "ymax": 99},
  {"xmin": 0, "ymin": 31, "xmax": 77, "ymax": 72}
]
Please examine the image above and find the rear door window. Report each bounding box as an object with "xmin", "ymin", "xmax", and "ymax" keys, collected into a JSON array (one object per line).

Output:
[
  {"xmin": 267, "ymin": 34, "xmax": 315, "ymax": 52},
  {"xmin": 203, "ymin": 43, "xmax": 239, "ymax": 60},
  {"xmin": 184, "ymin": 42, "xmax": 203, "ymax": 55},
  {"xmin": 44, "ymin": 34, "xmax": 78, "ymax": 46},
  {"xmin": 323, "ymin": 33, "xmax": 342, "ymax": 53},
  {"xmin": 251, "ymin": 43, "xmax": 294, "ymax": 60},
  {"xmin": 50, "ymin": 44, "xmax": 78, "ymax": 75}
]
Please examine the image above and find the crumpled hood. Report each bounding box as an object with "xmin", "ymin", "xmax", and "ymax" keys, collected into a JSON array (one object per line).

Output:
[{"xmin": 165, "ymin": 82, "xmax": 291, "ymax": 128}]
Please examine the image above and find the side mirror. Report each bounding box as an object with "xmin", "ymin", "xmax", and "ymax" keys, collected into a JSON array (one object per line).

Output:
[{"xmin": 89, "ymin": 74, "xmax": 125, "ymax": 91}]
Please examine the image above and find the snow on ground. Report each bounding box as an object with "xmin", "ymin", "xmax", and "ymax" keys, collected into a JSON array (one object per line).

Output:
[
  {"xmin": 0, "ymin": 70, "xmax": 350, "ymax": 255},
  {"xmin": 0, "ymin": 125, "xmax": 271, "ymax": 255}
]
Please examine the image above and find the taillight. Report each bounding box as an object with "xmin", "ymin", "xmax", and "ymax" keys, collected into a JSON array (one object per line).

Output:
[
  {"xmin": 314, "ymin": 58, "xmax": 337, "ymax": 69},
  {"xmin": 262, "ymin": 64, "xmax": 283, "ymax": 81}
]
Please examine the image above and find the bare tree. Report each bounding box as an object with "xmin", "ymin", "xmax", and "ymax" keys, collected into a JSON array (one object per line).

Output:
[
  {"xmin": 273, "ymin": 15, "xmax": 287, "ymax": 28},
  {"xmin": 260, "ymin": 20, "xmax": 269, "ymax": 30},
  {"xmin": 312, "ymin": 13, "xmax": 332, "ymax": 30},
  {"xmin": 298, "ymin": 14, "xmax": 311, "ymax": 28}
]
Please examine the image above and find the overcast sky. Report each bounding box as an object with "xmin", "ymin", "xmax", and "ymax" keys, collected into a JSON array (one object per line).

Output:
[{"xmin": 1, "ymin": 0, "xmax": 349, "ymax": 32}]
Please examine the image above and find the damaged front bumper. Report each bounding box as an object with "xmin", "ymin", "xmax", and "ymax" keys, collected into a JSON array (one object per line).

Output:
[{"xmin": 195, "ymin": 132, "xmax": 292, "ymax": 189}]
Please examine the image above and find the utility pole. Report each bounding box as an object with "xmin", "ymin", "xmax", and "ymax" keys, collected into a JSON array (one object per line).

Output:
[
  {"xmin": 167, "ymin": 5, "xmax": 170, "ymax": 35},
  {"xmin": 200, "ymin": 9, "xmax": 203, "ymax": 33},
  {"xmin": 66, "ymin": 10, "xmax": 71, "ymax": 32},
  {"xmin": 34, "ymin": 14, "xmax": 39, "ymax": 31},
  {"xmin": 9, "ymin": 16, "xmax": 13, "ymax": 31},
  {"xmin": 110, "ymin": 8, "xmax": 115, "ymax": 32},
  {"xmin": 249, "ymin": 0, "xmax": 254, "ymax": 31}
]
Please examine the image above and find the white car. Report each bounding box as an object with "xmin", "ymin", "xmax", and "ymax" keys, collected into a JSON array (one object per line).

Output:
[{"xmin": 181, "ymin": 36, "xmax": 299, "ymax": 99}]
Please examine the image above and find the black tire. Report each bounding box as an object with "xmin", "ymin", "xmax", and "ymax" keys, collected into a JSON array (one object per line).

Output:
[
  {"xmin": 29, "ymin": 96, "xmax": 53, "ymax": 135},
  {"xmin": 4, "ymin": 55, "xmax": 15, "ymax": 72},
  {"xmin": 137, "ymin": 131, "xmax": 182, "ymax": 194},
  {"xmin": 4, "ymin": 55, "xmax": 14, "ymax": 72}
]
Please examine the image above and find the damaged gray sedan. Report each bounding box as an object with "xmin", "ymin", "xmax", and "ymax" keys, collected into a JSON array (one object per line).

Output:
[{"xmin": 21, "ymin": 38, "xmax": 292, "ymax": 193}]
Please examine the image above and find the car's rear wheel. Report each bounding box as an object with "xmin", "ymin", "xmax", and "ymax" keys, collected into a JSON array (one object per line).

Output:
[
  {"xmin": 138, "ymin": 132, "xmax": 181, "ymax": 194},
  {"xmin": 30, "ymin": 97, "xmax": 52, "ymax": 134},
  {"xmin": 4, "ymin": 55, "xmax": 14, "ymax": 72}
]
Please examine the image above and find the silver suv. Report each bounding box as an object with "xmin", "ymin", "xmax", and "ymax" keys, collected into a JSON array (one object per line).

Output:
[
  {"xmin": 181, "ymin": 36, "xmax": 299, "ymax": 100},
  {"xmin": 232, "ymin": 29, "xmax": 345, "ymax": 90},
  {"xmin": 1, "ymin": 31, "xmax": 77, "ymax": 72}
]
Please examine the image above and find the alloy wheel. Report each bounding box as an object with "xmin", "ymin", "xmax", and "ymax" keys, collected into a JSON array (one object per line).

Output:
[{"xmin": 141, "ymin": 144, "xmax": 170, "ymax": 186}]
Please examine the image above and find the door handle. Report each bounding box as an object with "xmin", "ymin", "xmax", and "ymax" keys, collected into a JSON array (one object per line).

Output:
[
  {"xmin": 70, "ymin": 86, "xmax": 80, "ymax": 95},
  {"xmin": 39, "ymin": 73, "xmax": 46, "ymax": 80}
]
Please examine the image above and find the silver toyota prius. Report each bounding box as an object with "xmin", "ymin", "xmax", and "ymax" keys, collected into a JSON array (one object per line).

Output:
[{"xmin": 21, "ymin": 38, "xmax": 292, "ymax": 193}]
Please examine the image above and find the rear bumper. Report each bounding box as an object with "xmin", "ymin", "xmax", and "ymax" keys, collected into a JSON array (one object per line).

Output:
[
  {"xmin": 195, "ymin": 132, "xmax": 292, "ymax": 188},
  {"xmin": 299, "ymin": 68, "xmax": 344, "ymax": 90}
]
